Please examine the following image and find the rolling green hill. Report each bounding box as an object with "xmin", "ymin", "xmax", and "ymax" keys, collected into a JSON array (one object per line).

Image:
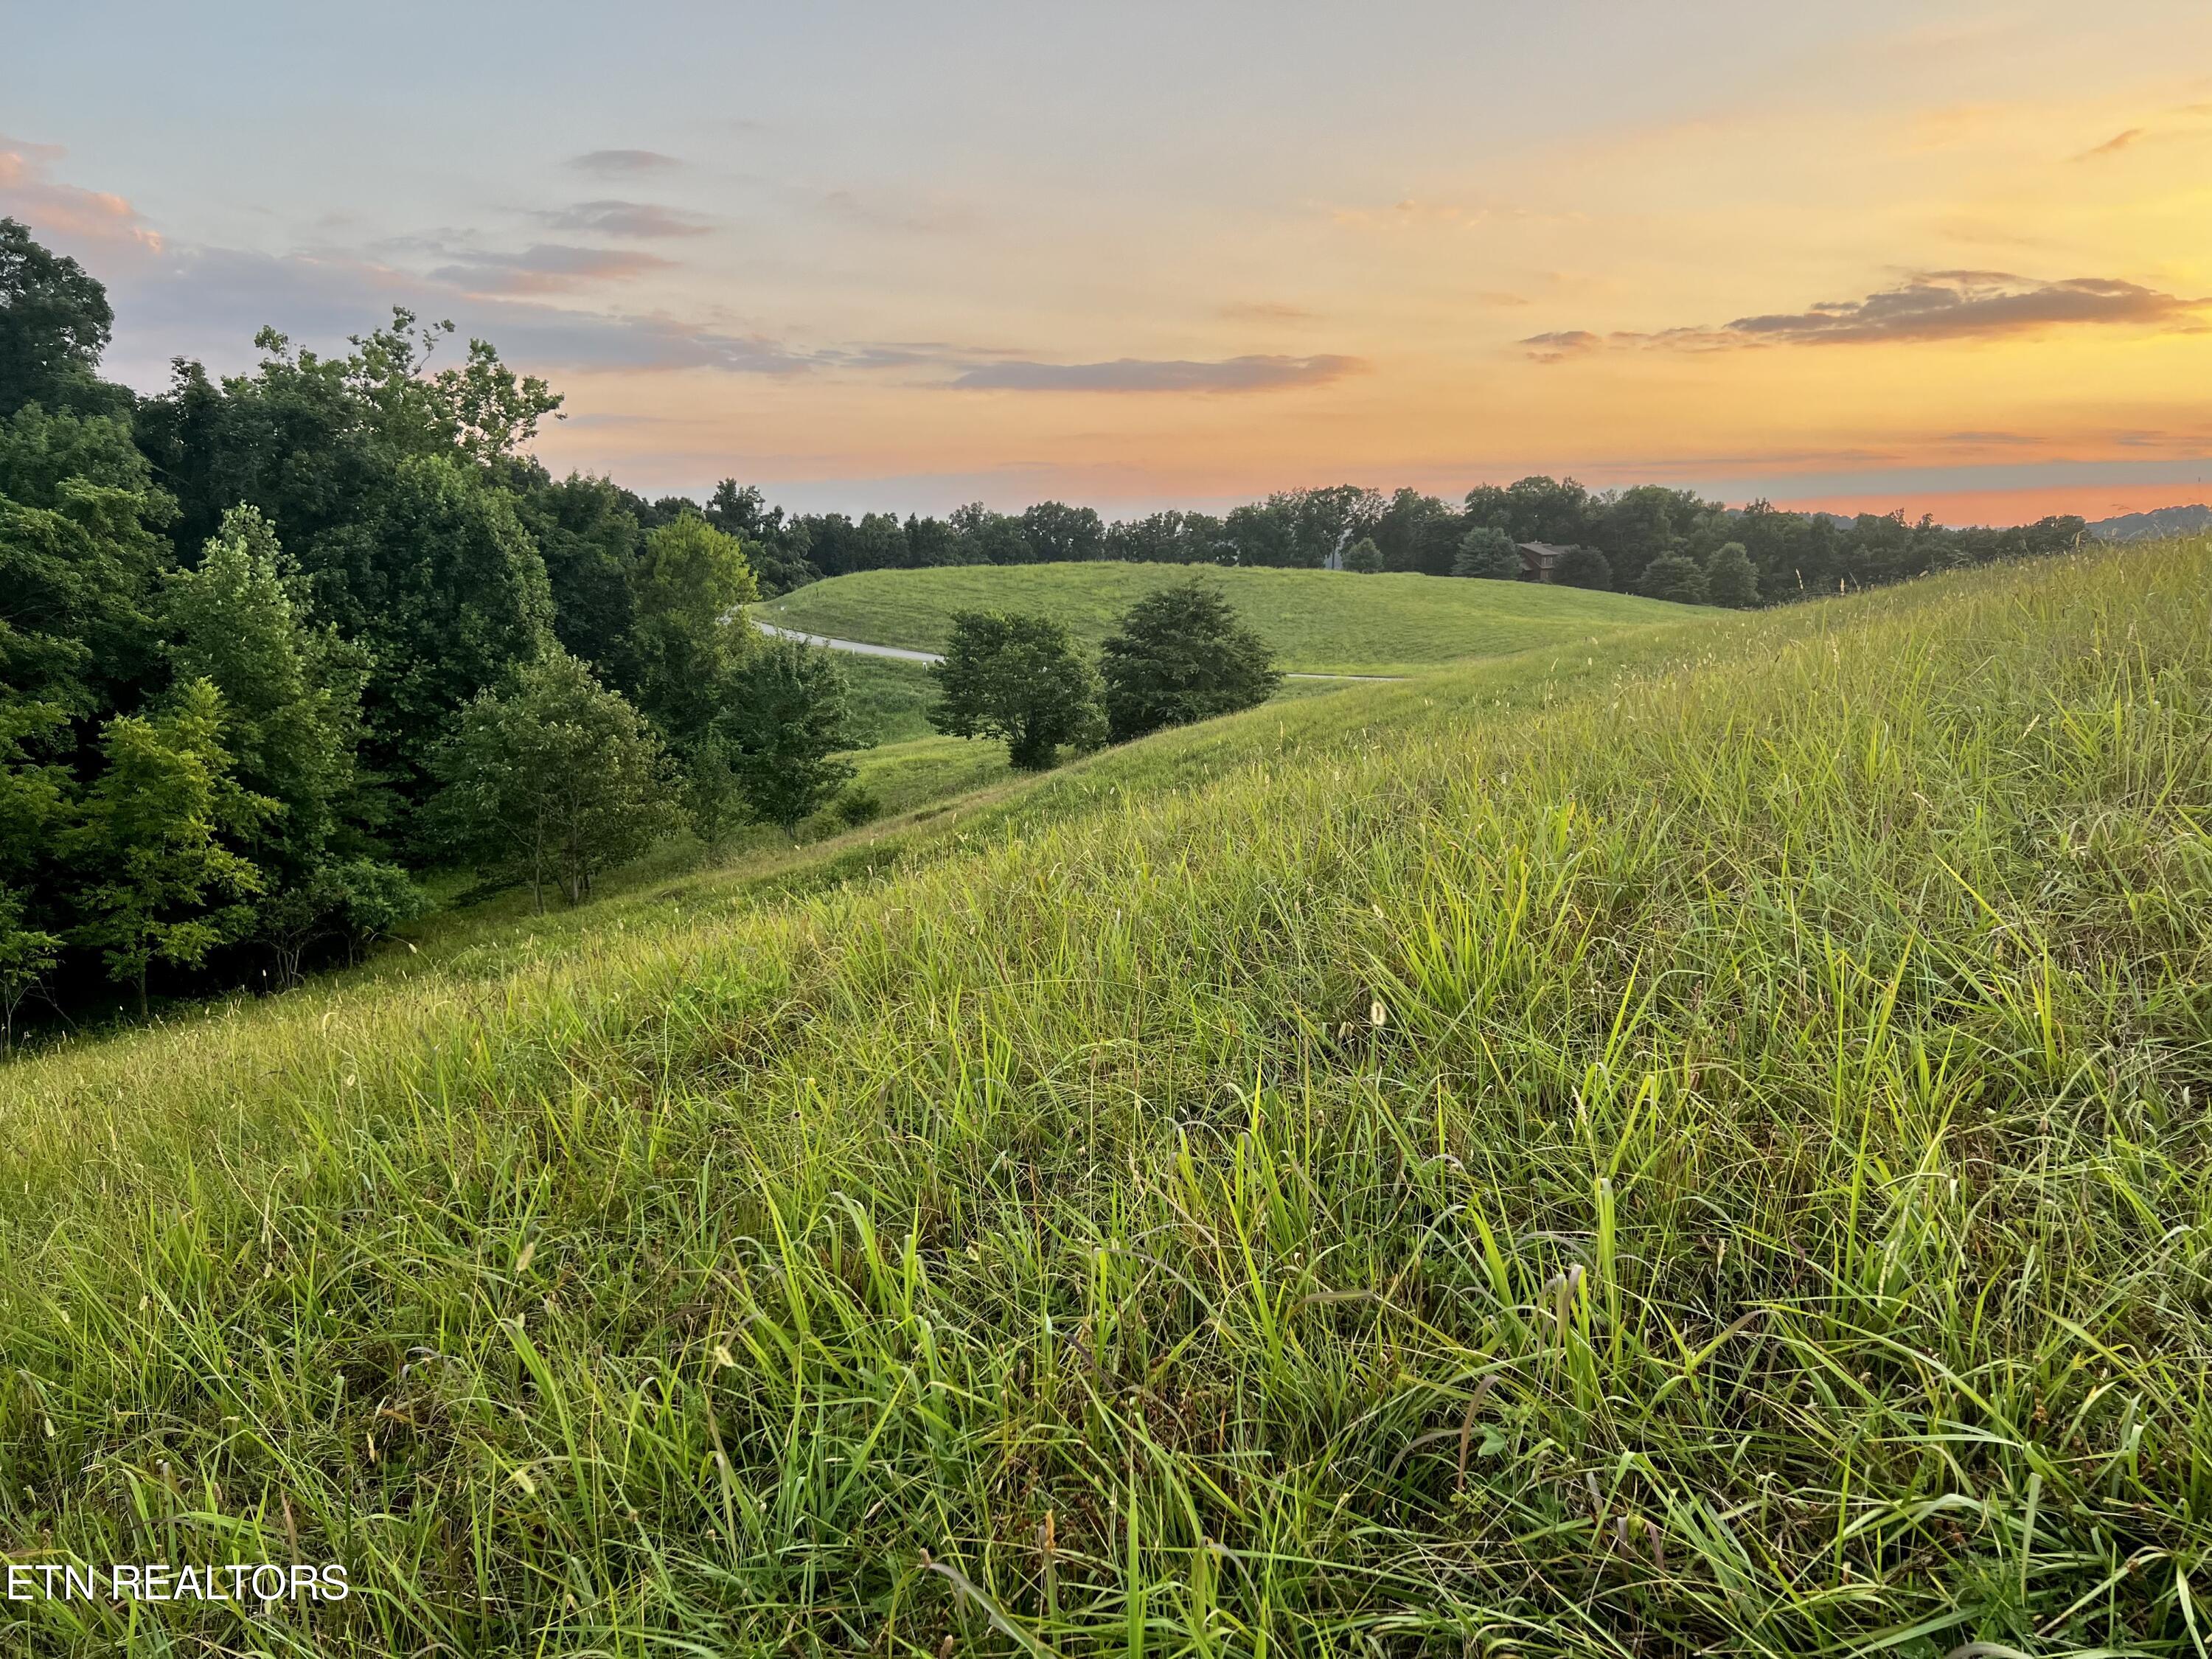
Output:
[
  {"xmin": 5, "ymin": 542, "xmax": 2211, "ymax": 1655},
  {"xmin": 762, "ymin": 560, "xmax": 1692, "ymax": 675}
]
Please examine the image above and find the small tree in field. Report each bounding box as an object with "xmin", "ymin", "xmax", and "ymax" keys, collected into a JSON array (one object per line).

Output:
[
  {"xmin": 429, "ymin": 650, "xmax": 680, "ymax": 911},
  {"xmin": 1342, "ymin": 537, "xmax": 1384, "ymax": 574},
  {"xmin": 1099, "ymin": 580, "xmax": 1281, "ymax": 742},
  {"xmin": 1639, "ymin": 553, "xmax": 1710, "ymax": 605},
  {"xmin": 1551, "ymin": 545, "xmax": 1613, "ymax": 591},
  {"xmin": 1704, "ymin": 541, "xmax": 1759, "ymax": 608},
  {"xmin": 725, "ymin": 638, "xmax": 869, "ymax": 837},
  {"xmin": 1453, "ymin": 526, "xmax": 1523, "ymax": 579},
  {"xmin": 928, "ymin": 611, "xmax": 1103, "ymax": 771}
]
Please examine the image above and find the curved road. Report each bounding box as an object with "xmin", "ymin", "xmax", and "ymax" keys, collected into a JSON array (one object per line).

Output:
[{"xmin": 751, "ymin": 618, "xmax": 1402, "ymax": 680}]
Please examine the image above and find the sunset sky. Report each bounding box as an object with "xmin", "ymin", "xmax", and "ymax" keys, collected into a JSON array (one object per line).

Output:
[{"xmin": 6, "ymin": 0, "xmax": 2209, "ymax": 524}]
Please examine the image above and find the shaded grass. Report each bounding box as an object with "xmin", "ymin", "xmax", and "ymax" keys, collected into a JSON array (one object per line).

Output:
[
  {"xmin": 764, "ymin": 561, "xmax": 1693, "ymax": 675},
  {"xmin": 4, "ymin": 544, "xmax": 2211, "ymax": 1655}
]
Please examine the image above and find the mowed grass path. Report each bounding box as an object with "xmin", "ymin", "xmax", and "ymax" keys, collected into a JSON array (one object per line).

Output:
[
  {"xmin": 762, "ymin": 560, "xmax": 1690, "ymax": 674},
  {"xmin": 6, "ymin": 543, "xmax": 2212, "ymax": 1655}
]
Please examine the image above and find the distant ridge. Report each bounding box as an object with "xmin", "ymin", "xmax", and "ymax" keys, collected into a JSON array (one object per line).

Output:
[{"xmin": 2089, "ymin": 504, "xmax": 2212, "ymax": 541}]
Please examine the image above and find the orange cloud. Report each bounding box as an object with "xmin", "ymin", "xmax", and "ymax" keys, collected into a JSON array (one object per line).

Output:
[{"xmin": 0, "ymin": 139, "xmax": 161, "ymax": 251}]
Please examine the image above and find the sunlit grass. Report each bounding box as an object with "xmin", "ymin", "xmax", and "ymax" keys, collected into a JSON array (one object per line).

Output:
[
  {"xmin": 4, "ymin": 542, "xmax": 2210, "ymax": 1655},
  {"xmin": 764, "ymin": 560, "xmax": 1694, "ymax": 675}
]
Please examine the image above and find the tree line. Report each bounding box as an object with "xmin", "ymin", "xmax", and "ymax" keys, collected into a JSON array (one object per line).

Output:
[{"xmin": 757, "ymin": 478, "xmax": 2088, "ymax": 609}]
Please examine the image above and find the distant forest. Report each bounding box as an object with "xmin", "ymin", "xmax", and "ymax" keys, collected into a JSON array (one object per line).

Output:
[{"xmin": 744, "ymin": 479, "xmax": 2089, "ymax": 604}]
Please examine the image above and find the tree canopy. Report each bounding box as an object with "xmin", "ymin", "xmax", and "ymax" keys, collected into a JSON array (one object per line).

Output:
[
  {"xmin": 1098, "ymin": 581, "xmax": 1281, "ymax": 742},
  {"xmin": 928, "ymin": 611, "xmax": 1104, "ymax": 770}
]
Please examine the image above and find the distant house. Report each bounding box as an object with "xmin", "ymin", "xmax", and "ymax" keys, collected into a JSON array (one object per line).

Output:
[{"xmin": 1518, "ymin": 540, "xmax": 1573, "ymax": 582}]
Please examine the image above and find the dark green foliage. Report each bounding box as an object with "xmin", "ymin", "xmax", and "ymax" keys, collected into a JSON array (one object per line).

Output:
[
  {"xmin": 724, "ymin": 639, "xmax": 867, "ymax": 835},
  {"xmin": 1551, "ymin": 543, "xmax": 1613, "ymax": 590},
  {"xmin": 1099, "ymin": 580, "xmax": 1281, "ymax": 742},
  {"xmin": 0, "ymin": 882, "xmax": 59, "ymax": 1051},
  {"xmin": 67, "ymin": 679, "xmax": 270, "ymax": 1013},
  {"xmin": 1638, "ymin": 552, "xmax": 1710, "ymax": 605},
  {"xmin": 929, "ymin": 610, "xmax": 1104, "ymax": 770},
  {"xmin": 506, "ymin": 466, "xmax": 646, "ymax": 689},
  {"xmin": 305, "ymin": 453, "xmax": 554, "ymax": 796},
  {"xmin": 428, "ymin": 650, "xmax": 679, "ymax": 911},
  {"xmin": 0, "ymin": 217, "xmax": 128, "ymax": 419},
  {"xmin": 1342, "ymin": 536, "xmax": 1384, "ymax": 574},
  {"xmin": 627, "ymin": 515, "xmax": 759, "ymax": 749},
  {"xmin": 0, "ymin": 402, "xmax": 173, "ymax": 719},
  {"xmin": 1453, "ymin": 526, "xmax": 1523, "ymax": 579},
  {"xmin": 1705, "ymin": 540, "xmax": 1760, "ymax": 608},
  {"xmin": 829, "ymin": 786, "xmax": 883, "ymax": 827}
]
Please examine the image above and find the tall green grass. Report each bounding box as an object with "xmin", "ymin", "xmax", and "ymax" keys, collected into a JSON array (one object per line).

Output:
[{"xmin": 4, "ymin": 542, "xmax": 2210, "ymax": 1656}]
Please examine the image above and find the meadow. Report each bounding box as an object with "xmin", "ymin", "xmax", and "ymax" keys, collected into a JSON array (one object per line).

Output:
[
  {"xmin": 3, "ymin": 540, "xmax": 2210, "ymax": 1656},
  {"xmin": 761, "ymin": 561, "xmax": 1689, "ymax": 675}
]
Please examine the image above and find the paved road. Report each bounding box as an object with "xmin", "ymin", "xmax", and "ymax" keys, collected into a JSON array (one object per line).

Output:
[
  {"xmin": 751, "ymin": 617, "xmax": 1402, "ymax": 680},
  {"xmin": 752, "ymin": 619, "xmax": 940, "ymax": 661}
]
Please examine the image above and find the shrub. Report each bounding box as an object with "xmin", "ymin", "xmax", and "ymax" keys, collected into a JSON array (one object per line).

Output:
[
  {"xmin": 1453, "ymin": 526, "xmax": 1523, "ymax": 579},
  {"xmin": 1551, "ymin": 544, "xmax": 1613, "ymax": 590},
  {"xmin": 1704, "ymin": 541, "xmax": 1760, "ymax": 608},
  {"xmin": 1639, "ymin": 553, "xmax": 1711, "ymax": 605},
  {"xmin": 1099, "ymin": 580, "xmax": 1281, "ymax": 742}
]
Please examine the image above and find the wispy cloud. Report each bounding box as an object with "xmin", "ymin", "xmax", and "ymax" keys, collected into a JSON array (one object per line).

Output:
[
  {"xmin": 2075, "ymin": 127, "xmax": 2144, "ymax": 159},
  {"xmin": 0, "ymin": 136, "xmax": 162, "ymax": 251},
  {"xmin": 427, "ymin": 243, "xmax": 678, "ymax": 296},
  {"xmin": 540, "ymin": 200, "xmax": 713, "ymax": 238},
  {"xmin": 951, "ymin": 354, "xmax": 1365, "ymax": 393},
  {"xmin": 566, "ymin": 149, "xmax": 681, "ymax": 175},
  {"xmin": 1520, "ymin": 330, "xmax": 1601, "ymax": 364},
  {"xmin": 1526, "ymin": 272, "xmax": 2208, "ymax": 360},
  {"xmin": 1218, "ymin": 299, "xmax": 1315, "ymax": 324}
]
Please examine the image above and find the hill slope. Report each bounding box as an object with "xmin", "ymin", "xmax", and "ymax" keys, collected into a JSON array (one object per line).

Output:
[
  {"xmin": 5, "ymin": 543, "xmax": 2212, "ymax": 1655},
  {"xmin": 762, "ymin": 560, "xmax": 1691, "ymax": 674}
]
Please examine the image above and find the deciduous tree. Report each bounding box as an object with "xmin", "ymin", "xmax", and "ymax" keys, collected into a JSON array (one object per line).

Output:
[
  {"xmin": 1099, "ymin": 580, "xmax": 1280, "ymax": 742},
  {"xmin": 928, "ymin": 611, "xmax": 1103, "ymax": 771}
]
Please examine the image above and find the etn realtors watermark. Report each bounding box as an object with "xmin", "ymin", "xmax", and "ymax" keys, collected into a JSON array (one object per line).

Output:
[{"xmin": 6, "ymin": 1562, "xmax": 348, "ymax": 1603}]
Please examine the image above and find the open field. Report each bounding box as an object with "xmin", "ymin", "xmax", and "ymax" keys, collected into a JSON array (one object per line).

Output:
[
  {"xmin": 762, "ymin": 560, "xmax": 1693, "ymax": 675},
  {"xmin": 5, "ymin": 542, "xmax": 2212, "ymax": 1655}
]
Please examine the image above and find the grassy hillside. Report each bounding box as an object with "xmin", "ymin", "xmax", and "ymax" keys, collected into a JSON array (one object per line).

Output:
[
  {"xmin": 763, "ymin": 560, "xmax": 1691, "ymax": 674},
  {"xmin": 5, "ymin": 542, "xmax": 2212, "ymax": 1655},
  {"xmin": 843, "ymin": 649, "xmax": 1351, "ymax": 745}
]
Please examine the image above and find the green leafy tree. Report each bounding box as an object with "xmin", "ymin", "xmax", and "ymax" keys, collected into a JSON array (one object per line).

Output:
[
  {"xmin": 1551, "ymin": 545, "xmax": 1614, "ymax": 591},
  {"xmin": 0, "ymin": 883, "xmax": 60, "ymax": 1053},
  {"xmin": 1342, "ymin": 536, "xmax": 1384, "ymax": 574},
  {"xmin": 1453, "ymin": 526, "xmax": 1523, "ymax": 579},
  {"xmin": 928, "ymin": 611, "xmax": 1104, "ymax": 771},
  {"xmin": 725, "ymin": 639, "xmax": 868, "ymax": 836},
  {"xmin": 506, "ymin": 465, "xmax": 646, "ymax": 690},
  {"xmin": 69, "ymin": 679, "xmax": 271, "ymax": 1015},
  {"xmin": 681, "ymin": 731, "xmax": 745, "ymax": 858},
  {"xmin": 1703, "ymin": 541, "xmax": 1760, "ymax": 608},
  {"xmin": 0, "ymin": 217, "xmax": 131, "ymax": 419},
  {"xmin": 304, "ymin": 453, "xmax": 554, "ymax": 800},
  {"xmin": 165, "ymin": 507, "xmax": 367, "ymax": 866},
  {"xmin": 0, "ymin": 402, "xmax": 174, "ymax": 720},
  {"xmin": 1639, "ymin": 553, "xmax": 1711, "ymax": 605},
  {"xmin": 1098, "ymin": 580, "xmax": 1281, "ymax": 742},
  {"xmin": 428, "ymin": 650, "xmax": 680, "ymax": 911},
  {"xmin": 628, "ymin": 515, "xmax": 760, "ymax": 748}
]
